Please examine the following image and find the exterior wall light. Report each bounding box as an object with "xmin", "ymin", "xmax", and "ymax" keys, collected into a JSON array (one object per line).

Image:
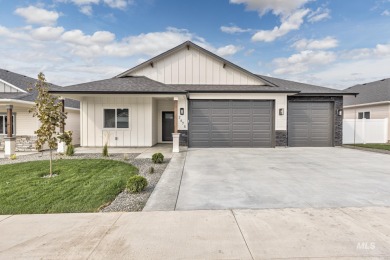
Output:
[
  {"xmin": 337, "ymin": 109, "xmax": 343, "ymax": 116},
  {"xmin": 279, "ymin": 108, "xmax": 284, "ymax": 116},
  {"xmin": 180, "ymin": 108, "xmax": 184, "ymax": 115}
]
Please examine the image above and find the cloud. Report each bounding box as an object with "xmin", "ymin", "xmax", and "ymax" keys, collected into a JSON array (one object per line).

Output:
[
  {"xmin": 308, "ymin": 7, "xmax": 331, "ymax": 23},
  {"xmin": 0, "ymin": 24, "xmax": 239, "ymax": 85},
  {"xmin": 215, "ymin": 45, "xmax": 242, "ymax": 56},
  {"xmin": 14, "ymin": 6, "xmax": 60, "ymax": 26},
  {"xmin": 382, "ymin": 10, "xmax": 390, "ymax": 16},
  {"xmin": 220, "ymin": 25, "xmax": 251, "ymax": 34},
  {"xmin": 103, "ymin": 0, "xmax": 133, "ymax": 9},
  {"xmin": 252, "ymin": 9, "xmax": 310, "ymax": 42},
  {"xmin": 273, "ymin": 50, "xmax": 337, "ymax": 74},
  {"xmin": 31, "ymin": 26, "xmax": 65, "ymax": 41},
  {"xmin": 79, "ymin": 5, "xmax": 93, "ymax": 15},
  {"xmin": 292, "ymin": 36, "xmax": 338, "ymax": 50},
  {"xmin": 229, "ymin": 0, "xmax": 311, "ymax": 16}
]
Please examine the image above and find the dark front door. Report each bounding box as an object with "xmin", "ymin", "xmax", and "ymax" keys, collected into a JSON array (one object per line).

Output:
[{"xmin": 162, "ymin": 111, "xmax": 174, "ymax": 141}]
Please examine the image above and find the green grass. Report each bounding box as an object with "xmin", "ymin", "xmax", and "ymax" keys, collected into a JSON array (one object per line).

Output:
[
  {"xmin": 351, "ymin": 143, "xmax": 390, "ymax": 151},
  {"xmin": 0, "ymin": 159, "xmax": 138, "ymax": 214}
]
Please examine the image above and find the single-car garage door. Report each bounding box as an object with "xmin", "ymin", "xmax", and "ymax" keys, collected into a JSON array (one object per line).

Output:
[
  {"xmin": 189, "ymin": 100, "xmax": 274, "ymax": 147},
  {"xmin": 288, "ymin": 102, "xmax": 334, "ymax": 147}
]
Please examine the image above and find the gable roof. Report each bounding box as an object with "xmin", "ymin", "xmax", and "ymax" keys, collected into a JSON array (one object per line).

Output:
[
  {"xmin": 344, "ymin": 78, "xmax": 390, "ymax": 106},
  {"xmin": 50, "ymin": 76, "xmax": 186, "ymax": 94},
  {"xmin": 0, "ymin": 69, "xmax": 80, "ymax": 109},
  {"xmin": 115, "ymin": 41, "xmax": 275, "ymax": 87}
]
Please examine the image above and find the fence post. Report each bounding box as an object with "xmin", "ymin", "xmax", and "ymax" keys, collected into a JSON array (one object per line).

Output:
[{"xmin": 362, "ymin": 118, "xmax": 366, "ymax": 144}]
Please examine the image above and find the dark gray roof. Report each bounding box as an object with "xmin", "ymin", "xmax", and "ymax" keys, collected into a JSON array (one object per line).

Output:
[
  {"xmin": 51, "ymin": 76, "xmax": 186, "ymax": 94},
  {"xmin": 170, "ymin": 84, "xmax": 298, "ymax": 93},
  {"xmin": 0, "ymin": 69, "xmax": 80, "ymax": 109},
  {"xmin": 258, "ymin": 75, "xmax": 351, "ymax": 95},
  {"xmin": 344, "ymin": 78, "xmax": 390, "ymax": 106}
]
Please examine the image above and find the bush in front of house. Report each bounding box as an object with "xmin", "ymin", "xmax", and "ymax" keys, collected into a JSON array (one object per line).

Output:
[
  {"xmin": 126, "ymin": 175, "xmax": 148, "ymax": 193},
  {"xmin": 151, "ymin": 153, "xmax": 164, "ymax": 164},
  {"xmin": 102, "ymin": 143, "xmax": 109, "ymax": 157},
  {"xmin": 66, "ymin": 144, "xmax": 75, "ymax": 156},
  {"xmin": 10, "ymin": 154, "xmax": 17, "ymax": 160}
]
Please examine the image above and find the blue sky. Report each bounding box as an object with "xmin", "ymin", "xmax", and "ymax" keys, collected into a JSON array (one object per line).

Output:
[{"xmin": 0, "ymin": 0, "xmax": 389, "ymax": 89}]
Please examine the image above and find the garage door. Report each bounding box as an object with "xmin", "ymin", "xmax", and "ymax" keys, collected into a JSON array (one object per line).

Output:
[
  {"xmin": 288, "ymin": 102, "xmax": 334, "ymax": 147},
  {"xmin": 189, "ymin": 100, "xmax": 274, "ymax": 147}
]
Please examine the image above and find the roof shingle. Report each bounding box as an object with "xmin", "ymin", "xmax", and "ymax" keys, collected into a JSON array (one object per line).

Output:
[{"xmin": 344, "ymin": 78, "xmax": 390, "ymax": 106}]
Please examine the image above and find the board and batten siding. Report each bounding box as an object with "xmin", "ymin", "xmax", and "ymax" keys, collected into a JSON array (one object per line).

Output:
[
  {"xmin": 80, "ymin": 96, "xmax": 155, "ymax": 147},
  {"xmin": 130, "ymin": 47, "xmax": 265, "ymax": 85},
  {"xmin": 0, "ymin": 80, "xmax": 22, "ymax": 93}
]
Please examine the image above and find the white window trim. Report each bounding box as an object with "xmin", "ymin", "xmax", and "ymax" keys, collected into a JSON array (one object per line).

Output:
[
  {"xmin": 0, "ymin": 113, "xmax": 16, "ymax": 135},
  {"xmin": 102, "ymin": 108, "xmax": 130, "ymax": 130}
]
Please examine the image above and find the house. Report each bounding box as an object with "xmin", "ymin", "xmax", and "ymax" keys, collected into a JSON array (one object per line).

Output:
[
  {"xmin": 344, "ymin": 78, "xmax": 390, "ymax": 143},
  {"xmin": 50, "ymin": 41, "xmax": 355, "ymax": 149},
  {"xmin": 0, "ymin": 69, "xmax": 80, "ymax": 152}
]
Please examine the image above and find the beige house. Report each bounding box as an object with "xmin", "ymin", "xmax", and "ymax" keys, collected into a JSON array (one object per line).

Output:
[
  {"xmin": 344, "ymin": 79, "xmax": 390, "ymax": 143},
  {"xmin": 0, "ymin": 69, "xmax": 80, "ymax": 151},
  {"xmin": 51, "ymin": 41, "xmax": 354, "ymax": 148}
]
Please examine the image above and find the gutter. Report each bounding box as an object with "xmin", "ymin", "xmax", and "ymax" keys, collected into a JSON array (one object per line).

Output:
[
  {"xmin": 49, "ymin": 91, "xmax": 186, "ymax": 95},
  {"xmin": 344, "ymin": 101, "xmax": 390, "ymax": 108},
  {"xmin": 0, "ymin": 99, "xmax": 80, "ymax": 111}
]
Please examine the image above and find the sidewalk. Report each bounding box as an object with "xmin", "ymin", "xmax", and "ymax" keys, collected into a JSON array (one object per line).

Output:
[{"xmin": 1, "ymin": 207, "xmax": 390, "ymax": 259}]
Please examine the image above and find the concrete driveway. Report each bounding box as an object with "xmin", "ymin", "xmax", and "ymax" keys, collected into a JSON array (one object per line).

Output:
[{"xmin": 176, "ymin": 147, "xmax": 390, "ymax": 210}]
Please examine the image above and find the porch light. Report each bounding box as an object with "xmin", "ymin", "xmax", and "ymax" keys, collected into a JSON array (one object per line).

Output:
[
  {"xmin": 279, "ymin": 108, "xmax": 284, "ymax": 116},
  {"xmin": 180, "ymin": 108, "xmax": 184, "ymax": 115},
  {"xmin": 337, "ymin": 109, "xmax": 343, "ymax": 116}
]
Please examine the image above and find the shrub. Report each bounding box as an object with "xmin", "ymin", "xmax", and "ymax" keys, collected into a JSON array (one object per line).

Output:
[
  {"xmin": 66, "ymin": 144, "xmax": 75, "ymax": 156},
  {"xmin": 10, "ymin": 154, "xmax": 17, "ymax": 160},
  {"xmin": 149, "ymin": 166, "xmax": 154, "ymax": 174},
  {"xmin": 152, "ymin": 153, "xmax": 164, "ymax": 164},
  {"xmin": 126, "ymin": 175, "xmax": 148, "ymax": 193},
  {"xmin": 58, "ymin": 131, "xmax": 73, "ymax": 146},
  {"xmin": 102, "ymin": 143, "xmax": 109, "ymax": 157}
]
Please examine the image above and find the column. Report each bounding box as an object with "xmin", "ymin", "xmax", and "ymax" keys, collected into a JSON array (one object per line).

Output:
[
  {"xmin": 4, "ymin": 105, "xmax": 16, "ymax": 157},
  {"xmin": 172, "ymin": 97, "xmax": 180, "ymax": 153}
]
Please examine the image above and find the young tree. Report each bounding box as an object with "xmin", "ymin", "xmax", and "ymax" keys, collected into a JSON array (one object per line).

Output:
[{"xmin": 29, "ymin": 72, "xmax": 67, "ymax": 177}]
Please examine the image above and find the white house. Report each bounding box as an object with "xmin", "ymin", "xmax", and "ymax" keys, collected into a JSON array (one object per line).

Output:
[
  {"xmin": 0, "ymin": 69, "xmax": 80, "ymax": 152},
  {"xmin": 51, "ymin": 41, "xmax": 355, "ymax": 149}
]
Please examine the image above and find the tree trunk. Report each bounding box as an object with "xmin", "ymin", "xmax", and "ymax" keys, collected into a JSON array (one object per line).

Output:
[{"xmin": 49, "ymin": 149, "xmax": 52, "ymax": 177}]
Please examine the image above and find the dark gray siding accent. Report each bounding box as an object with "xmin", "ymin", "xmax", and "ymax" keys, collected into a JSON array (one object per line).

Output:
[
  {"xmin": 189, "ymin": 100, "xmax": 274, "ymax": 148},
  {"xmin": 287, "ymin": 96, "xmax": 343, "ymax": 146},
  {"xmin": 275, "ymin": 130, "xmax": 287, "ymax": 146}
]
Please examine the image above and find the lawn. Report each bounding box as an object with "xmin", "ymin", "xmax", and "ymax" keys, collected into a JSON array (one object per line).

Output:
[
  {"xmin": 351, "ymin": 143, "xmax": 390, "ymax": 151},
  {"xmin": 0, "ymin": 159, "xmax": 138, "ymax": 214}
]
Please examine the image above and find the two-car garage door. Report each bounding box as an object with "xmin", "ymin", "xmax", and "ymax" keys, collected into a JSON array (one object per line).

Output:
[{"xmin": 189, "ymin": 100, "xmax": 274, "ymax": 147}]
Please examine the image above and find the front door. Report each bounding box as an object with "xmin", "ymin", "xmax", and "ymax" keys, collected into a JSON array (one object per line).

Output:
[{"xmin": 162, "ymin": 111, "xmax": 174, "ymax": 141}]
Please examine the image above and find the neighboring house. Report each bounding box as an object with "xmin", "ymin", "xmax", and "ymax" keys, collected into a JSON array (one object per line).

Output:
[
  {"xmin": 0, "ymin": 69, "xmax": 80, "ymax": 151},
  {"xmin": 51, "ymin": 41, "xmax": 354, "ymax": 148},
  {"xmin": 344, "ymin": 78, "xmax": 390, "ymax": 143}
]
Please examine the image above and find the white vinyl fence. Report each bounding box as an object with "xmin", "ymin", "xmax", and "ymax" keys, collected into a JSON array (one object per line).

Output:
[{"xmin": 343, "ymin": 118, "xmax": 388, "ymax": 144}]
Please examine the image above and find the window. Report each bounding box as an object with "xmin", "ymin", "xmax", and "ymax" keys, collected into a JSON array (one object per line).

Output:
[
  {"xmin": 358, "ymin": 111, "xmax": 370, "ymax": 119},
  {"xmin": 0, "ymin": 114, "xmax": 16, "ymax": 135},
  {"xmin": 104, "ymin": 108, "xmax": 129, "ymax": 128}
]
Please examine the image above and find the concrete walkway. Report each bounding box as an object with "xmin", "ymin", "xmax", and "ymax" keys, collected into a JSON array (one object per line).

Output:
[
  {"xmin": 143, "ymin": 150, "xmax": 187, "ymax": 211},
  {"xmin": 1, "ymin": 207, "xmax": 390, "ymax": 259}
]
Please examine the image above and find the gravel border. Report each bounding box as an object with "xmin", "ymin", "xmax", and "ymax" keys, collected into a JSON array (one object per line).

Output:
[{"xmin": 0, "ymin": 151, "xmax": 170, "ymax": 212}]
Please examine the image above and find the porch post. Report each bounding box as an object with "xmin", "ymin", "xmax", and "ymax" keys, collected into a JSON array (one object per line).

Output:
[
  {"xmin": 4, "ymin": 105, "xmax": 16, "ymax": 157},
  {"xmin": 57, "ymin": 97, "xmax": 67, "ymax": 153},
  {"xmin": 172, "ymin": 97, "xmax": 180, "ymax": 153}
]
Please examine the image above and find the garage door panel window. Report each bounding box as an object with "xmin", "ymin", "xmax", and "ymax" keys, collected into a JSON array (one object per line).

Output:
[
  {"xmin": 104, "ymin": 108, "xmax": 129, "ymax": 129},
  {"xmin": 358, "ymin": 112, "xmax": 370, "ymax": 119}
]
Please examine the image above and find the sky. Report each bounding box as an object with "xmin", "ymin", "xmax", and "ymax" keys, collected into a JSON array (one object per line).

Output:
[{"xmin": 0, "ymin": 0, "xmax": 389, "ymax": 89}]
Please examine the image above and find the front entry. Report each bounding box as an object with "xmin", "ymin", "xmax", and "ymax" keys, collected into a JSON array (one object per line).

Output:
[{"xmin": 162, "ymin": 111, "xmax": 174, "ymax": 141}]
